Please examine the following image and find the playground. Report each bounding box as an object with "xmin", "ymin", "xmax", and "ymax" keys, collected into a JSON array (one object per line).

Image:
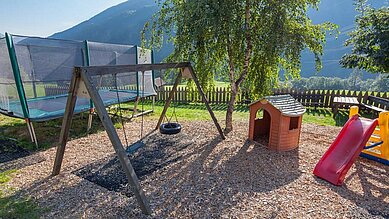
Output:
[
  {"xmin": 1, "ymin": 116, "xmax": 388, "ymax": 218},
  {"xmin": 0, "ymin": 34, "xmax": 387, "ymax": 218}
]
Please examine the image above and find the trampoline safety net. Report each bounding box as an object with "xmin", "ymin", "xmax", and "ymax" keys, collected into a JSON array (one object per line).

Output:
[{"xmin": 0, "ymin": 34, "xmax": 156, "ymax": 121}]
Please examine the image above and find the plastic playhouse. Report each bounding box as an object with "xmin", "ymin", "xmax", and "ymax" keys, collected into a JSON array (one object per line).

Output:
[
  {"xmin": 314, "ymin": 106, "xmax": 389, "ymax": 185},
  {"xmin": 248, "ymin": 94, "xmax": 306, "ymax": 151}
]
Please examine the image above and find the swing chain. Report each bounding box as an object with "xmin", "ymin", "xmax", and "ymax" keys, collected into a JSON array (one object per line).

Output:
[
  {"xmin": 163, "ymin": 92, "xmax": 178, "ymax": 124},
  {"xmin": 114, "ymin": 73, "xmax": 129, "ymax": 147},
  {"xmin": 140, "ymin": 71, "xmax": 145, "ymax": 139}
]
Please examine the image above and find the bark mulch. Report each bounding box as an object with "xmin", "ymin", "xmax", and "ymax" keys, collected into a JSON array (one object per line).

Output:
[{"xmin": 2, "ymin": 119, "xmax": 389, "ymax": 218}]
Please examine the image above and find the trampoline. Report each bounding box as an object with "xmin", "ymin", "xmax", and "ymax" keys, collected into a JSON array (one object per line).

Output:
[
  {"xmin": 0, "ymin": 33, "xmax": 156, "ymax": 145},
  {"xmin": 5, "ymin": 90, "xmax": 156, "ymax": 122}
]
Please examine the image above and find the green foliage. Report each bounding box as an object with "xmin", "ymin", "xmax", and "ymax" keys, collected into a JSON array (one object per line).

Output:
[
  {"xmin": 283, "ymin": 73, "xmax": 389, "ymax": 92},
  {"xmin": 143, "ymin": 0, "xmax": 336, "ymax": 98},
  {"xmin": 340, "ymin": 2, "xmax": 389, "ymax": 73}
]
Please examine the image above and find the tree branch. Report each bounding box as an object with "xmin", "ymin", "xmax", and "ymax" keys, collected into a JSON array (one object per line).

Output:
[
  {"xmin": 235, "ymin": 0, "xmax": 252, "ymax": 87},
  {"xmin": 227, "ymin": 38, "xmax": 236, "ymax": 91}
]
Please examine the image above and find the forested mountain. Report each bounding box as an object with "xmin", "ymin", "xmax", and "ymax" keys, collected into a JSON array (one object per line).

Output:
[
  {"xmin": 52, "ymin": 0, "xmax": 387, "ymax": 79},
  {"xmin": 51, "ymin": 0, "xmax": 172, "ymax": 62}
]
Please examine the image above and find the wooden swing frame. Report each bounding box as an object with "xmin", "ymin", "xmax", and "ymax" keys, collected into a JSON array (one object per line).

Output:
[{"xmin": 51, "ymin": 62, "xmax": 225, "ymax": 215}]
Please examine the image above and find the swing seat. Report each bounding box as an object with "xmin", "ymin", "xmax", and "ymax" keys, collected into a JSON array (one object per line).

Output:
[
  {"xmin": 160, "ymin": 122, "xmax": 182, "ymax": 135},
  {"xmin": 126, "ymin": 140, "xmax": 146, "ymax": 154}
]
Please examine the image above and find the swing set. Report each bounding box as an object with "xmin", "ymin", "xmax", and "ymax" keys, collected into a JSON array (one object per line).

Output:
[
  {"xmin": 51, "ymin": 62, "xmax": 225, "ymax": 215},
  {"xmin": 114, "ymin": 67, "xmax": 182, "ymax": 155}
]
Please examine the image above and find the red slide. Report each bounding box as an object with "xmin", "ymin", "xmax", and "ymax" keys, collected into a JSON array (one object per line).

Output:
[{"xmin": 313, "ymin": 115, "xmax": 378, "ymax": 185}]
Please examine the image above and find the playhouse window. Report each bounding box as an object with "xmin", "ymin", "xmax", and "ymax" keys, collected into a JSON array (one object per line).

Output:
[{"xmin": 289, "ymin": 117, "xmax": 299, "ymax": 130}]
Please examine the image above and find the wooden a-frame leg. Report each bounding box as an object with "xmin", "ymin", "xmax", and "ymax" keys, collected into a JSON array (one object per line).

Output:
[
  {"xmin": 81, "ymin": 70, "xmax": 152, "ymax": 215},
  {"xmin": 187, "ymin": 66, "xmax": 225, "ymax": 139},
  {"xmin": 52, "ymin": 71, "xmax": 81, "ymax": 176}
]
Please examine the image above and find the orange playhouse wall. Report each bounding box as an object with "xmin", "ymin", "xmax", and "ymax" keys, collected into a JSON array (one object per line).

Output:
[
  {"xmin": 272, "ymin": 115, "xmax": 302, "ymax": 151},
  {"xmin": 249, "ymin": 101, "xmax": 303, "ymax": 151},
  {"xmin": 249, "ymin": 102, "xmax": 279, "ymax": 141}
]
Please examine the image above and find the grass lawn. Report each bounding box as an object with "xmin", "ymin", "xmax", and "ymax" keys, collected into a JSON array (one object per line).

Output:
[
  {"xmin": 0, "ymin": 100, "xmax": 355, "ymax": 150},
  {"xmin": 0, "ymin": 170, "xmax": 43, "ymax": 218}
]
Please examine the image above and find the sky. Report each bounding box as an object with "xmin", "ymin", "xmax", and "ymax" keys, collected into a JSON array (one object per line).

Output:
[{"xmin": 0, "ymin": 0, "xmax": 127, "ymax": 37}]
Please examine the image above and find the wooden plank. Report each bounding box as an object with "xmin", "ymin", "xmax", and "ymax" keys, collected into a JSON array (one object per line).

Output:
[
  {"xmin": 83, "ymin": 62, "xmax": 191, "ymax": 76},
  {"xmin": 191, "ymin": 88, "xmax": 195, "ymax": 102},
  {"xmin": 362, "ymin": 92, "xmax": 369, "ymax": 104},
  {"xmin": 208, "ymin": 89, "xmax": 211, "ymax": 104},
  {"xmin": 357, "ymin": 91, "xmax": 362, "ymax": 104},
  {"xmin": 223, "ymin": 87, "xmax": 226, "ymax": 103},
  {"xmin": 330, "ymin": 90, "xmax": 335, "ymax": 109},
  {"xmin": 175, "ymin": 85, "xmax": 179, "ymax": 103},
  {"xmin": 188, "ymin": 66, "xmax": 225, "ymax": 139},
  {"xmin": 183, "ymin": 87, "xmax": 187, "ymax": 103},
  {"xmin": 80, "ymin": 69, "xmax": 152, "ymax": 215},
  {"xmin": 177, "ymin": 87, "xmax": 181, "ymax": 103},
  {"xmin": 324, "ymin": 91, "xmax": 330, "ymax": 108},
  {"xmin": 215, "ymin": 87, "xmax": 218, "ymax": 104},
  {"xmin": 52, "ymin": 68, "xmax": 82, "ymax": 176},
  {"xmin": 300, "ymin": 90, "xmax": 306, "ymax": 105},
  {"xmin": 213, "ymin": 87, "xmax": 217, "ymax": 104}
]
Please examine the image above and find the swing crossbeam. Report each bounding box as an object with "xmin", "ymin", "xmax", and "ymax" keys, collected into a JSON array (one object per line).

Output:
[{"xmin": 52, "ymin": 62, "xmax": 225, "ymax": 215}]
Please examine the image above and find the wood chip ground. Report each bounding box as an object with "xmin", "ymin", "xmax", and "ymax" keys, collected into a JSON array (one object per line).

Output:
[{"xmin": 2, "ymin": 119, "xmax": 389, "ymax": 218}]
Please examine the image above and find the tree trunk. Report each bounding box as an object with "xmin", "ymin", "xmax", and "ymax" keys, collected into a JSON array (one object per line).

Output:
[
  {"xmin": 225, "ymin": 83, "xmax": 237, "ymax": 133},
  {"xmin": 225, "ymin": 0, "xmax": 252, "ymax": 133}
]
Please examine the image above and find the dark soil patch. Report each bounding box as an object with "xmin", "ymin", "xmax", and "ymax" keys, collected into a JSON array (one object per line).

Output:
[
  {"xmin": 0, "ymin": 138, "xmax": 46, "ymax": 171},
  {"xmin": 0, "ymin": 138, "xmax": 31, "ymax": 163},
  {"xmin": 73, "ymin": 131, "xmax": 193, "ymax": 197}
]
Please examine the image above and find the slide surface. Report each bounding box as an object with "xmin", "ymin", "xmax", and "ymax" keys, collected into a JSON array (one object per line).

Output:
[{"xmin": 313, "ymin": 115, "xmax": 378, "ymax": 185}]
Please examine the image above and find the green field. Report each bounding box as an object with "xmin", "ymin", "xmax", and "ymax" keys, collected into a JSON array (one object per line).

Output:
[
  {"xmin": 0, "ymin": 100, "xmax": 354, "ymax": 150},
  {"xmin": 0, "ymin": 170, "xmax": 43, "ymax": 218}
]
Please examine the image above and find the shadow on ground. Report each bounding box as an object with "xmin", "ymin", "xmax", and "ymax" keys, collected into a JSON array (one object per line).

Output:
[
  {"xmin": 315, "ymin": 159, "xmax": 389, "ymax": 218},
  {"xmin": 73, "ymin": 131, "xmax": 300, "ymax": 217},
  {"xmin": 0, "ymin": 138, "xmax": 45, "ymax": 171},
  {"xmin": 73, "ymin": 130, "xmax": 198, "ymax": 197}
]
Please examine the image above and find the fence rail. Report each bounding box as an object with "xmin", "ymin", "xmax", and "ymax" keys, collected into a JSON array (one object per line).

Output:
[
  {"xmin": 156, "ymin": 87, "xmax": 389, "ymax": 106},
  {"xmin": 44, "ymin": 85, "xmax": 388, "ymax": 109},
  {"xmin": 273, "ymin": 88, "xmax": 388, "ymax": 109}
]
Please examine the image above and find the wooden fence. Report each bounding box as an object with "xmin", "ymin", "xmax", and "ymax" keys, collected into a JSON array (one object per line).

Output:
[
  {"xmin": 155, "ymin": 87, "xmax": 250, "ymax": 104},
  {"xmin": 44, "ymin": 85, "xmax": 69, "ymax": 96},
  {"xmin": 273, "ymin": 88, "xmax": 388, "ymax": 109},
  {"xmin": 44, "ymin": 85, "xmax": 388, "ymax": 109},
  {"xmin": 156, "ymin": 87, "xmax": 389, "ymax": 109}
]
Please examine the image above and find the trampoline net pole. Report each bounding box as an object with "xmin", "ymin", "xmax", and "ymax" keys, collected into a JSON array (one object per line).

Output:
[{"xmin": 5, "ymin": 33, "xmax": 29, "ymax": 118}]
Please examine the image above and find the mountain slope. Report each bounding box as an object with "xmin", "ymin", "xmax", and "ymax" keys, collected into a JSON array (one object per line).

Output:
[
  {"xmin": 303, "ymin": 0, "xmax": 387, "ymax": 79},
  {"xmin": 52, "ymin": 0, "xmax": 387, "ymax": 79},
  {"xmin": 51, "ymin": 0, "xmax": 172, "ymax": 61}
]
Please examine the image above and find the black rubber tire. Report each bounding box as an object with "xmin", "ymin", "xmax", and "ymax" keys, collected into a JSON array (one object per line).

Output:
[{"xmin": 159, "ymin": 122, "xmax": 182, "ymax": 135}]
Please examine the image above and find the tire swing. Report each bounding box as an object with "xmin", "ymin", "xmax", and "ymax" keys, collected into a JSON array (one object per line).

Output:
[{"xmin": 160, "ymin": 98, "xmax": 181, "ymax": 135}]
